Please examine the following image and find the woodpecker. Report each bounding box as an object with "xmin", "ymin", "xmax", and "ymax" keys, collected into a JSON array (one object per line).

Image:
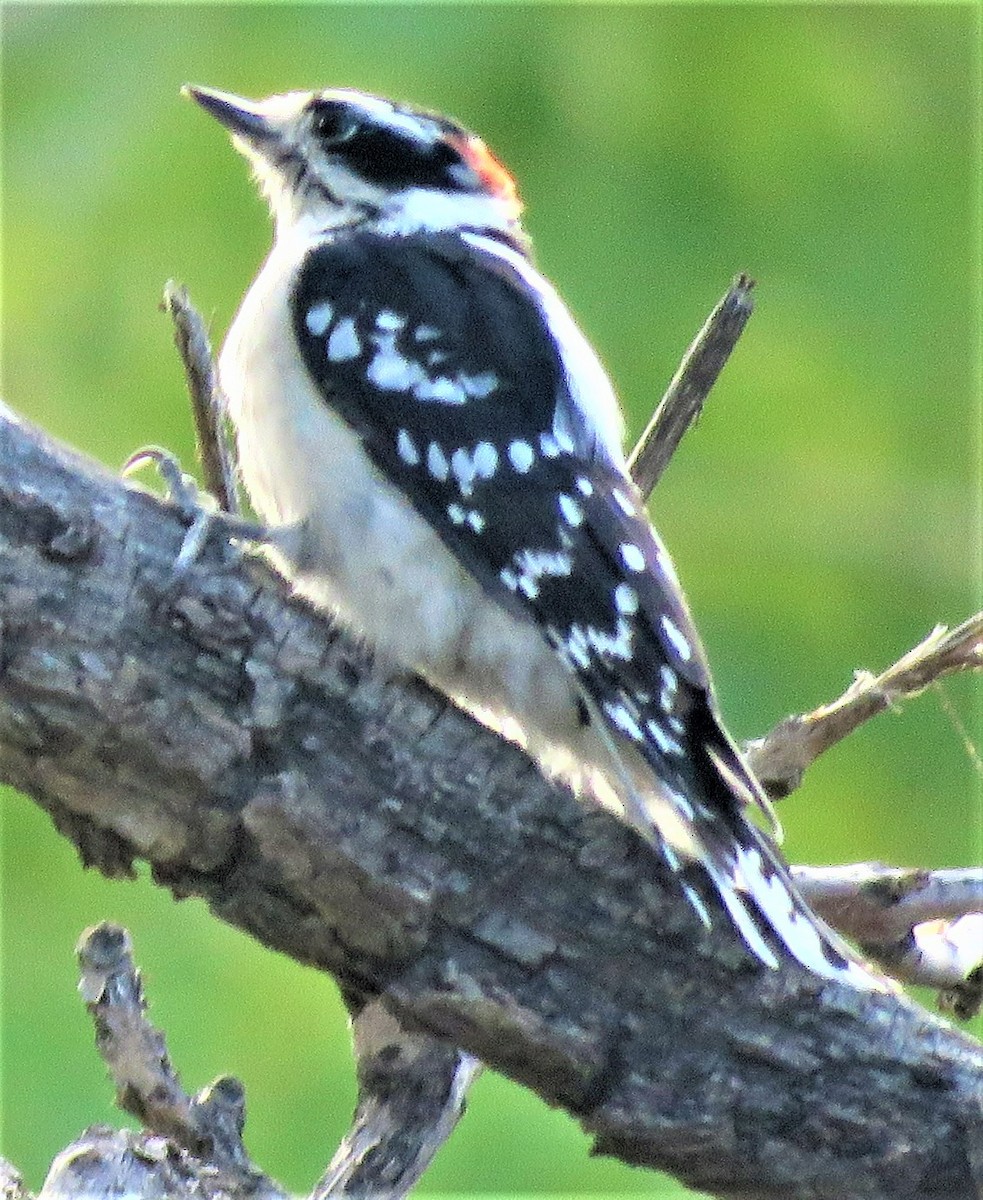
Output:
[{"xmin": 186, "ymin": 83, "xmax": 883, "ymax": 989}]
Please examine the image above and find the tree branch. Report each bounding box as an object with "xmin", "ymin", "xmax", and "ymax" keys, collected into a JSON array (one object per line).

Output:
[
  {"xmin": 75, "ymin": 922, "xmax": 279, "ymax": 1190},
  {"xmin": 313, "ymin": 1003, "xmax": 480, "ymax": 1200},
  {"xmin": 795, "ymin": 865, "xmax": 983, "ymax": 1005},
  {"xmin": 0, "ymin": 1160, "xmax": 29, "ymax": 1200},
  {"xmin": 745, "ymin": 617, "xmax": 983, "ymax": 799},
  {"xmin": 1, "ymin": 404, "xmax": 982, "ymax": 1199},
  {"xmin": 162, "ymin": 281, "xmax": 238, "ymax": 516},
  {"xmin": 627, "ymin": 273, "xmax": 755, "ymax": 496}
]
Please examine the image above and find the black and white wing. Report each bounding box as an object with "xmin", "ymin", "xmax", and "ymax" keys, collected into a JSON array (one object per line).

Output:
[{"xmin": 290, "ymin": 228, "xmax": 882, "ymax": 989}]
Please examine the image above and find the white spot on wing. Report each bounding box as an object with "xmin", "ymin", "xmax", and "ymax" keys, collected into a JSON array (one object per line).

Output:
[
  {"xmin": 473, "ymin": 442, "xmax": 498, "ymax": 479},
  {"xmin": 645, "ymin": 717, "xmax": 684, "ymax": 757},
  {"xmin": 376, "ymin": 311, "xmax": 406, "ymax": 331},
  {"xmin": 367, "ymin": 335, "xmax": 426, "ymax": 390},
  {"xmin": 539, "ymin": 432, "xmax": 561, "ymax": 459},
  {"xmin": 619, "ymin": 542, "xmax": 645, "ymax": 572},
  {"xmin": 576, "ymin": 476, "xmax": 594, "ymax": 497},
  {"xmin": 415, "ymin": 376, "xmax": 466, "ymax": 405},
  {"xmin": 327, "ymin": 317, "xmax": 361, "ymax": 362},
  {"xmin": 396, "ymin": 428, "xmax": 419, "ymax": 466},
  {"xmin": 550, "ymin": 408, "xmax": 577, "ymax": 455},
  {"xmin": 511, "ymin": 547, "xmax": 573, "ymax": 601},
  {"xmin": 556, "ymin": 625, "xmax": 591, "ymax": 669},
  {"xmin": 602, "ymin": 698, "xmax": 644, "ymax": 741},
  {"xmin": 558, "ymin": 494, "xmax": 583, "ymax": 527},
  {"xmin": 661, "ymin": 614, "xmax": 692, "ymax": 661},
  {"xmin": 451, "ymin": 447, "xmax": 477, "ymax": 495},
  {"xmin": 508, "ymin": 440, "xmax": 535, "ymax": 473},
  {"xmin": 460, "ymin": 371, "xmax": 498, "ymax": 398},
  {"xmin": 586, "ymin": 617, "xmax": 634, "ymax": 660},
  {"xmin": 305, "ymin": 301, "xmax": 333, "ymax": 336},
  {"xmin": 659, "ymin": 664, "xmax": 678, "ymax": 712},
  {"xmin": 514, "ymin": 547, "xmax": 573, "ymax": 581},
  {"xmin": 614, "ymin": 582, "xmax": 638, "ymax": 615},
  {"xmin": 427, "ymin": 442, "xmax": 449, "ymax": 482}
]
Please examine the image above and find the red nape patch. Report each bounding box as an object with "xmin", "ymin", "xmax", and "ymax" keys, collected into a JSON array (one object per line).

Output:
[{"xmin": 455, "ymin": 135, "xmax": 521, "ymax": 210}]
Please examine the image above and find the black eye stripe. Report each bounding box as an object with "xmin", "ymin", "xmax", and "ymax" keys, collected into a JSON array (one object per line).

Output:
[
  {"xmin": 306, "ymin": 99, "xmax": 472, "ymax": 193},
  {"xmin": 344, "ymin": 127, "xmax": 469, "ymax": 191}
]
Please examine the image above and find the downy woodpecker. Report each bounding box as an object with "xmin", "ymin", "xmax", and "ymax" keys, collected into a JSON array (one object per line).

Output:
[{"xmin": 186, "ymin": 83, "xmax": 883, "ymax": 989}]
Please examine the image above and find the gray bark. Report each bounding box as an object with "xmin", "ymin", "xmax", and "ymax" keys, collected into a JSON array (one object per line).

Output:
[{"xmin": 1, "ymin": 405, "xmax": 982, "ymax": 1200}]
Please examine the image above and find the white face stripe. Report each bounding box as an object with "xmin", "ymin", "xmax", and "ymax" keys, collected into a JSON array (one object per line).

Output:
[
  {"xmin": 461, "ymin": 233, "xmax": 625, "ymax": 469},
  {"xmin": 375, "ymin": 188, "xmax": 519, "ymax": 237},
  {"xmin": 321, "ymin": 89, "xmax": 442, "ymax": 147}
]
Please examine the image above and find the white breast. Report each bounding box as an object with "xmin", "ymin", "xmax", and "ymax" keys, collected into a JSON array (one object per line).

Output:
[{"xmin": 218, "ymin": 234, "xmax": 587, "ymax": 768}]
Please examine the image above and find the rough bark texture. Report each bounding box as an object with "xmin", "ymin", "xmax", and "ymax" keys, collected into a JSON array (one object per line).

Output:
[{"xmin": 1, "ymin": 406, "xmax": 982, "ymax": 1200}]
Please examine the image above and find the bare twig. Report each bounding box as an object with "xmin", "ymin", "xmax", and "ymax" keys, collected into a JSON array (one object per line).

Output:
[
  {"xmin": 859, "ymin": 917, "xmax": 983, "ymax": 1018},
  {"xmin": 38, "ymin": 1127, "xmax": 269, "ymax": 1200},
  {"xmin": 794, "ymin": 865, "xmax": 983, "ymax": 1010},
  {"xmin": 746, "ymin": 614, "xmax": 983, "ymax": 799},
  {"xmin": 314, "ymin": 1003, "xmax": 480, "ymax": 1200},
  {"xmin": 162, "ymin": 281, "xmax": 238, "ymax": 515},
  {"xmin": 936, "ymin": 929, "xmax": 983, "ymax": 1020},
  {"xmin": 794, "ymin": 864, "xmax": 983, "ymax": 940},
  {"xmin": 0, "ymin": 1160, "xmax": 29, "ymax": 1200},
  {"xmin": 628, "ymin": 273, "xmax": 755, "ymax": 497},
  {"xmin": 76, "ymin": 923, "xmax": 283, "ymax": 1196},
  {"xmin": 890, "ymin": 915, "xmax": 983, "ymax": 995}
]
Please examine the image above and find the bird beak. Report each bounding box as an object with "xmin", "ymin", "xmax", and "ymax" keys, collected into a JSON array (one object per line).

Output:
[{"xmin": 182, "ymin": 85, "xmax": 276, "ymax": 144}]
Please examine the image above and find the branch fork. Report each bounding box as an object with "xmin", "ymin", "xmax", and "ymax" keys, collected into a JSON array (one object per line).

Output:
[{"xmin": 1, "ymin": 278, "xmax": 980, "ymax": 1200}]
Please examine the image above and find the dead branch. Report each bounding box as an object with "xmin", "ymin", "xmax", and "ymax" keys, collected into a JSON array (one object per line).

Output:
[
  {"xmin": 794, "ymin": 864, "xmax": 983, "ymax": 1006},
  {"xmin": 628, "ymin": 273, "xmax": 756, "ymax": 496},
  {"xmin": 746, "ymin": 618, "xmax": 983, "ymax": 799},
  {"xmin": 162, "ymin": 281, "xmax": 238, "ymax": 516},
  {"xmin": 1, "ymin": 403, "xmax": 982, "ymax": 1200}
]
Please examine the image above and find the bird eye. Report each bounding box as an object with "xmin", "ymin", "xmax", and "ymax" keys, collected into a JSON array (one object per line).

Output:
[{"xmin": 309, "ymin": 101, "xmax": 357, "ymax": 147}]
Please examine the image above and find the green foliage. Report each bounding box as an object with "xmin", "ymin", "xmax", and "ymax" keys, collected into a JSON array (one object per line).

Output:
[{"xmin": 1, "ymin": 7, "xmax": 977, "ymax": 1196}]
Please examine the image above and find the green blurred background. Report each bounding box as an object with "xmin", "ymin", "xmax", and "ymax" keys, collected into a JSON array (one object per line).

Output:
[{"xmin": 1, "ymin": 6, "xmax": 979, "ymax": 1197}]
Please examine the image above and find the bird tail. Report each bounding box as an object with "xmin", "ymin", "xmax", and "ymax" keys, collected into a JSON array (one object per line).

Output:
[
  {"xmin": 697, "ymin": 739, "xmax": 890, "ymax": 990},
  {"xmin": 692, "ymin": 812, "xmax": 889, "ymax": 991},
  {"xmin": 587, "ymin": 703, "xmax": 889, "ymax": 991}
]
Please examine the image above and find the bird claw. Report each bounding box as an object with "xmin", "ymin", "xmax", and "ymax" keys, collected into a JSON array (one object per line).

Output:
[
  {"xmin": 122, "ymin": 445, "xmax": 267, "ymax": 581},
  {"xmin": 123, "ymin": 445, "xmax": 209, "ymax": 519}
]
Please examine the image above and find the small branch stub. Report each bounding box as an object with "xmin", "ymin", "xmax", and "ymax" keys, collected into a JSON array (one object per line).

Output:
[
  {"xmin": 75, "ymin": 923, "xmax": 281, "ymax": 1196},
  {"xmin": 628, "ymin": 273, "xmax": 755, "ymax": 498},
  {"xmin": 162, "ymin": 281, "xmax": 238, "ymax": 515}
]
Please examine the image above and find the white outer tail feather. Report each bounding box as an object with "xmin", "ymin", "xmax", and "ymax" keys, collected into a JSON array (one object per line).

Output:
[
  {"xmin": 590, "ymin": 707, "xmax": 890, "ymax": 991},
  {"xmin": 723, "ymin": 827, "xmax": 889, "ymax": 991}
]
